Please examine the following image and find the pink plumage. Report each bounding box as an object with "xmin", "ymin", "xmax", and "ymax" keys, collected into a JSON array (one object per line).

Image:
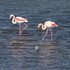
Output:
[
  {"xmin": 9, "ymin": 14, "xmax": 28, "ymax": 35},
  {"xmin": 38, "ymin": 21, "xmax": 58, "ymax": 40}
]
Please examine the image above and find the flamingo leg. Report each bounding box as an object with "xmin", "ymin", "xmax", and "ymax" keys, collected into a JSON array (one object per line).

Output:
[
  {"xmin": 50, "ymin": 28, "xmax": 53, "ymax": 41},
  {"xmin": 42, "ymin": 28, "xmax": 48, "ymax": 40},
  {"xmin": 22, "ymin": 23, "xmax": 28, "ymax": 31},
  {"xmin": 19, "ymin": 23, "xmax": 22, "ymax": 35},
  {"xmin": 19, "ymin": 23, "xmax": 28, "ymax": 35}
]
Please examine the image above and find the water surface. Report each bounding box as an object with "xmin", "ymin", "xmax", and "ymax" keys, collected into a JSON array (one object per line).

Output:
[{"xmin": 0, "ymin": 0, "xmax": 70, "ymax": 70}]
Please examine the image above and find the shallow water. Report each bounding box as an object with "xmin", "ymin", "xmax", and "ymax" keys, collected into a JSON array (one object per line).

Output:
[{"xmin": 0, "ymin": 0, "xmax": 70, "ymax": 70}]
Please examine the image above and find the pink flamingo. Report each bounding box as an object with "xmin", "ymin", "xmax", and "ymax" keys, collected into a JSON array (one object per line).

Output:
[
  {"xmin": 38, "ymin": 21, "xmax": 58, "ymax": 41},
  {"xmin": 9, "ymin": 14, "xmax": 28, "ymax": 35}
]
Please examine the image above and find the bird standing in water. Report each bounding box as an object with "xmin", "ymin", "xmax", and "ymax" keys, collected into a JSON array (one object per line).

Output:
[
  {"xmin": 9, "ymin": 14, "xmax": 28, "ymax": 35},
  {"xmin": 38, "ymin": 21, "xmax": 58, "ymax": 41}
]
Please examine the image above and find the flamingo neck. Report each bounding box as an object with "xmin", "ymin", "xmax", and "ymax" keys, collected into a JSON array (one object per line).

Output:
[
  {"xmin": 11, "ymin": 15, "xmax": 17, "ymax": 24},
  {"xmin": 41, "ymin": 23, "xmax": 47, "ymax": 30}
]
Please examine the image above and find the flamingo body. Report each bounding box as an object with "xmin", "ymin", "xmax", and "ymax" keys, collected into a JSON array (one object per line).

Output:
[
  {"xmin": 15, "ymin": 17, "xmax": 28, "ymax": 23},
  {"xmin": 38, "ymin": 21, "xmax": 58, "ymax": 40},
  {"xmin": 38, "ymin": 21, "xmax": 58, "ymax": 29},
  {"xmin": 9, "ymin": 14, "xmax": 28, "ymax": 24},
  {"xmin": 9, "ymin": 14, "xmax": 28, "ymax": 35}
]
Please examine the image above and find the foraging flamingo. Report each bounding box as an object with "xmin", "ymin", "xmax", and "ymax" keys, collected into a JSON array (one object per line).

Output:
[
  {"xmin": 38, "ymin": 21, "xmax": 58, "ymax": 40},
  {"xmin": 9, "ymin": 14, "xmax": 28, "ymax": 35}
]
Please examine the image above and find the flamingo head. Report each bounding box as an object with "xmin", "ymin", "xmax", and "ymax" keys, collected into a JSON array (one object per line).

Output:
[
  {"xmin": 37, "ymin": 23, "xmax": 42, "ymax": 28},
  {"xmin": 9, "ymin": 14, "xmax": 14, "ymax": 19}
]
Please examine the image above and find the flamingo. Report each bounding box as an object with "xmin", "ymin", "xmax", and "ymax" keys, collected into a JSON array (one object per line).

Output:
[
  {"xmin": 38, "ymin": 21, "xmax": 58, "ymax": 41},
  {"xmin": 9, "ymin": 14, "xmax": 28, "ymax": 35}
]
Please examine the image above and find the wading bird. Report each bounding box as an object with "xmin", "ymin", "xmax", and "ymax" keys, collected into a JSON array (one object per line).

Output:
[
  {"xmin": 38, "ymin": 21, "xmax": 58, "ymax": 41},
  {"xmin": 9, "ymin": 14, "xmax": 28, "ymax": 35}
]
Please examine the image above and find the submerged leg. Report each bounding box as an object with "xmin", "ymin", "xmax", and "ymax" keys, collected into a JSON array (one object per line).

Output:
[
  {"xmin": 19, "ymin": 23, "xmax": 22, "ymax": 35},
  {"xmin": 19, "ymin": 23, "xmax": 28, "ymax": 35},
  {"xmin": 42, "ymin": 28, "xmax": 48, "ymax": 40},
  {"xmin": 50, "ymin": 28, "xmax": 53, "ymax": 41}
]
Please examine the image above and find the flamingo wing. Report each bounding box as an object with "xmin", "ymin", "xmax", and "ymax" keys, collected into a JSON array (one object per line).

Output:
[{"xmin": 15, "ymin": 17, "xmax": 26, "ymax": 22}]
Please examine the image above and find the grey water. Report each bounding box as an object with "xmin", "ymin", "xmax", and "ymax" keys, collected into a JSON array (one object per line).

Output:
[{"xmin": 0, "ymin": 0, "xmax": 70, "ymax": 70}]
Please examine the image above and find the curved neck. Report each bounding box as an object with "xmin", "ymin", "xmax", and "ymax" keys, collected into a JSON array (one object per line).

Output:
[
  {"xmin": 41, "ymin": 23, "xmax": 47, "ymax": 30},
  {"xmin": 11, "ymin": 15, "xmax": 17, "ymax": 24}
]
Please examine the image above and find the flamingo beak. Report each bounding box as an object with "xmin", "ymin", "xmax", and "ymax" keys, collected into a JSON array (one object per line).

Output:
[
  {"xmin": 9, "ymin": 16, "xmax": 11, "ymax": 19},
  {"xmin": 37, "ymin": 26, "xmax": 39, "ymax": 28},
  {"xmin": 37, "ymin": 24, "xmax": 40, "ymax": 28},
  {"xmin": 37, "ymin": 23, "xmax": 42, "ymax": 28}
]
